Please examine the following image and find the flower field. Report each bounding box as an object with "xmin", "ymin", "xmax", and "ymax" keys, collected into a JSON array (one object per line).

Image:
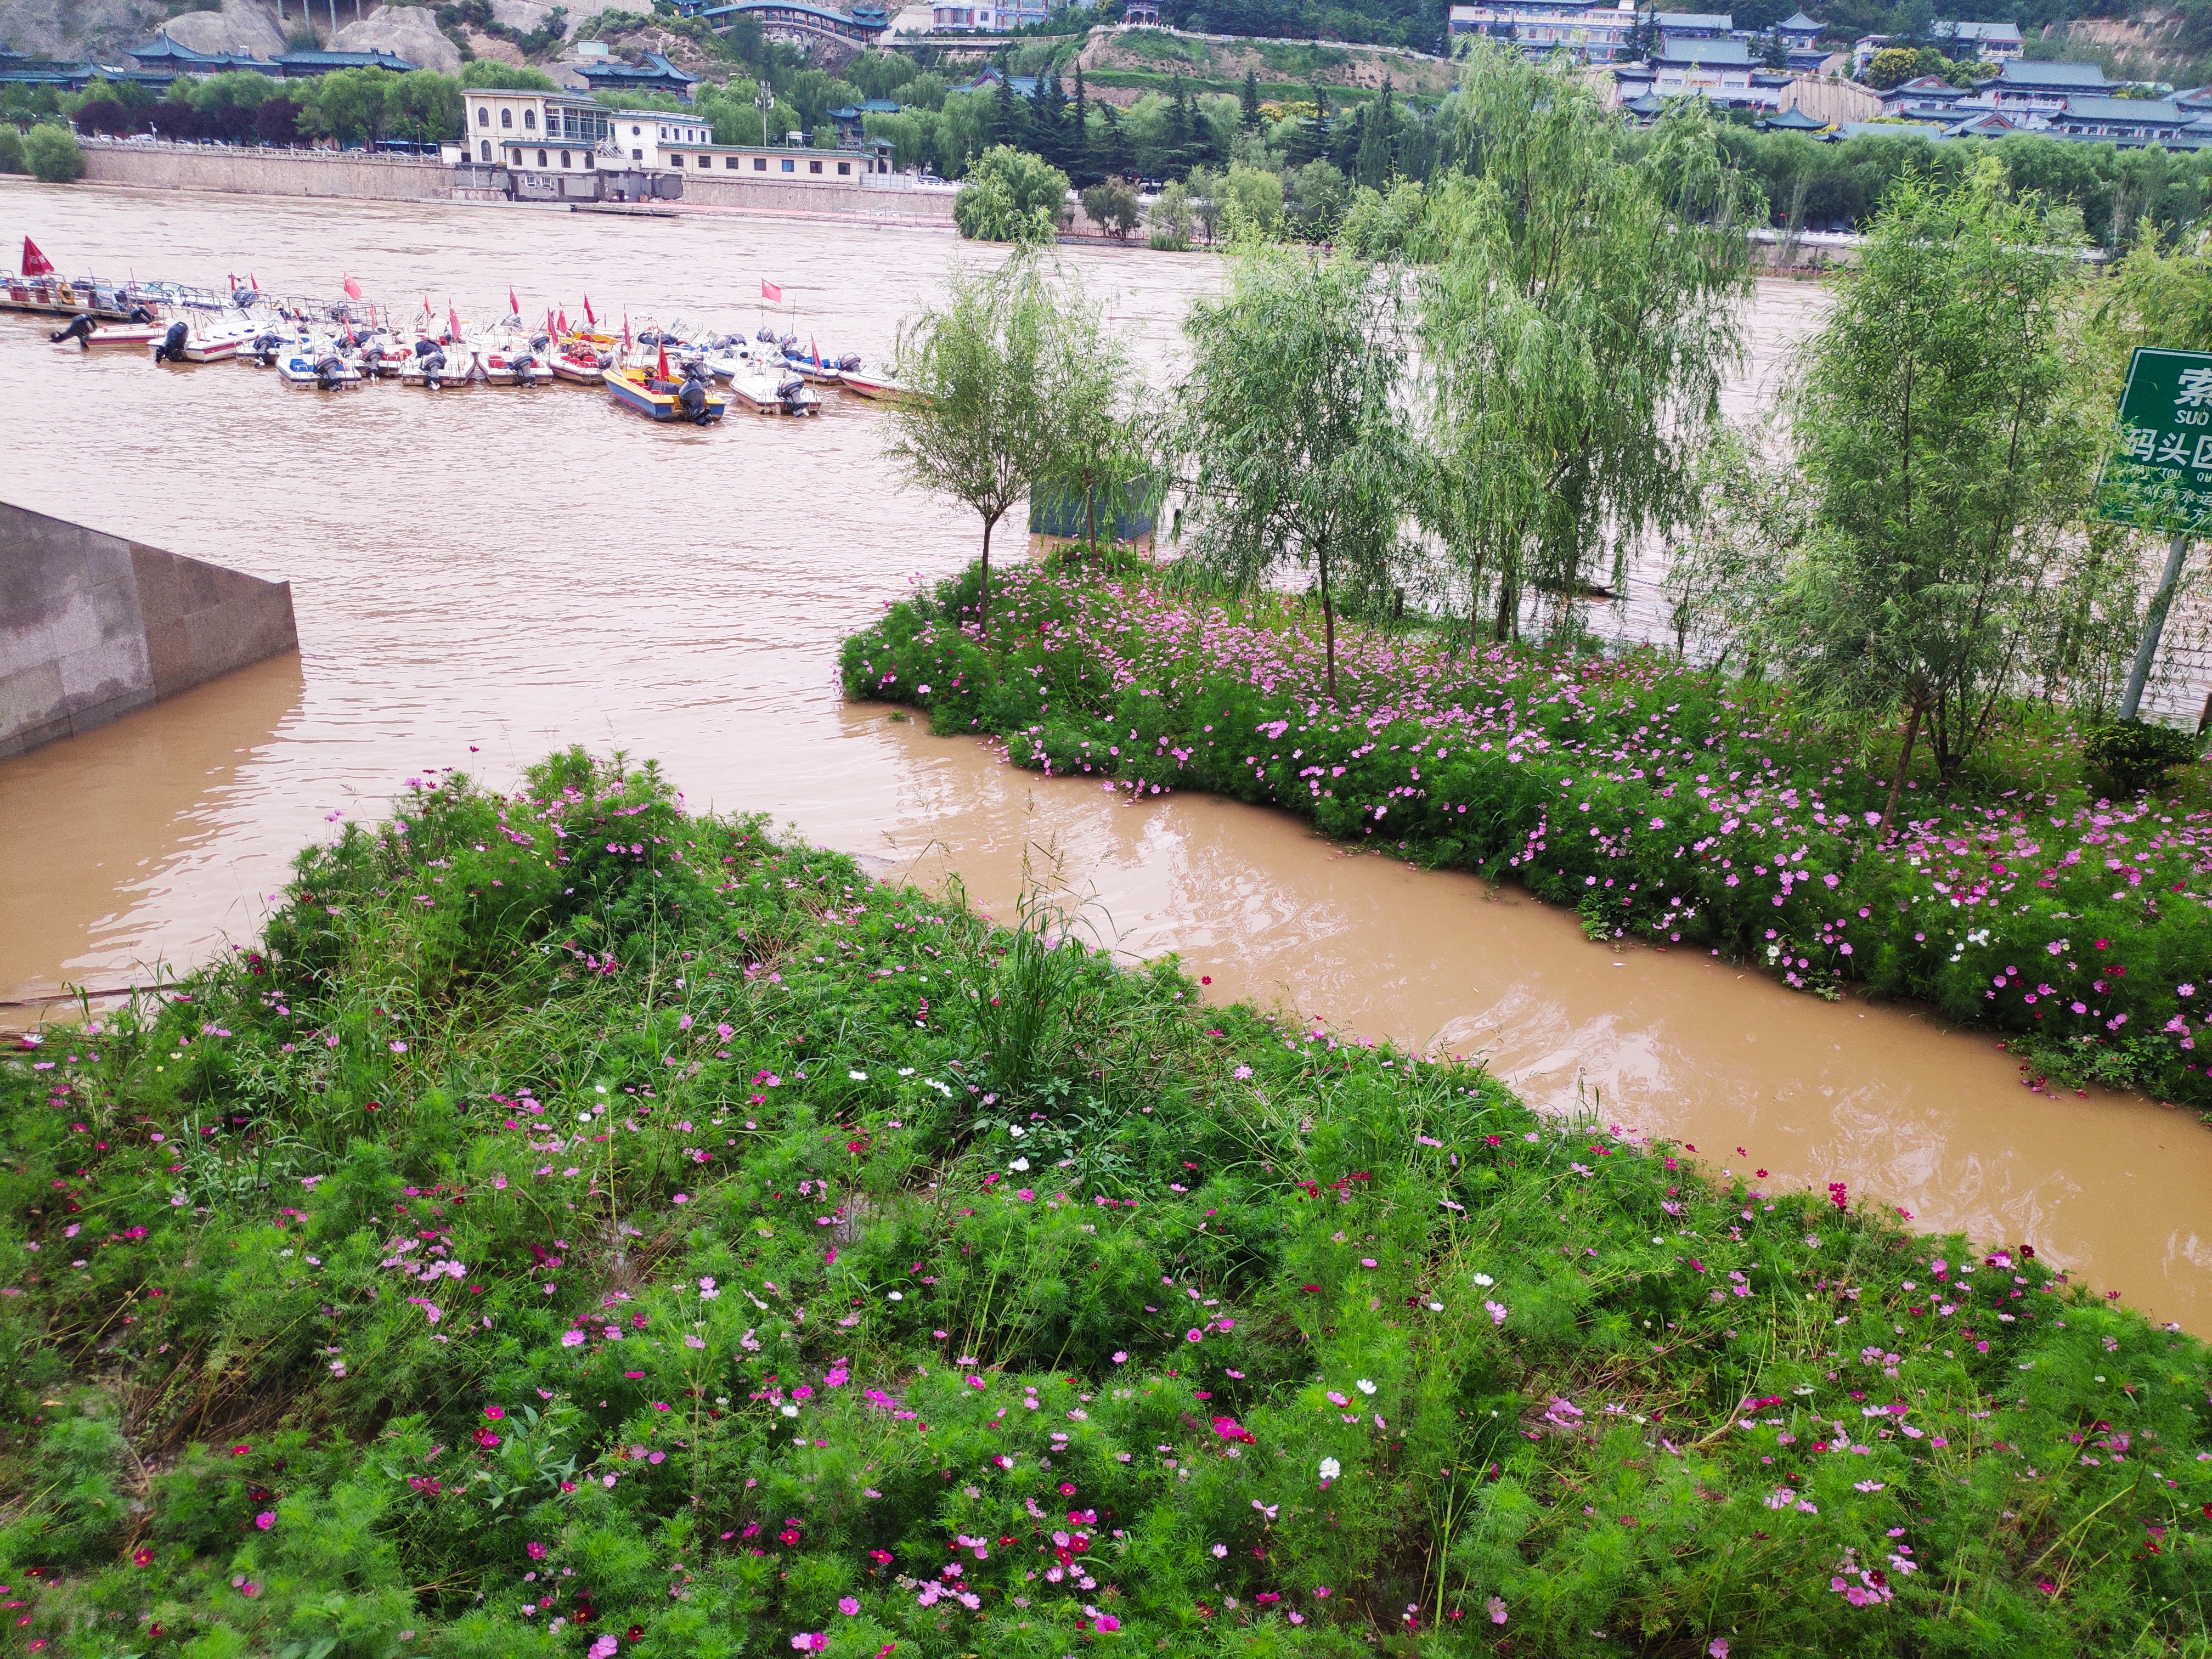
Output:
[
  {"xmin": 841, "ymin": 557, "xmax": 2212, "ymax": 1108},
  {"xmin": 3, "ymin": 751, "xmax": 2209, "ymax": 1657}
]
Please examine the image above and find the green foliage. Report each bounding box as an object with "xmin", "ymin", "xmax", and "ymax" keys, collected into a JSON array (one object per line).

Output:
[
  {"xmin": 2083, "ymin": 719, "xmax": 2203, "ymax": 798},
  {"xmin": 24, "ymin": 122, "xmax": 83, "ymax": 182},
  {"xmin": 1172, "ymin": 247, "xmax": 1408, "ymax": 695},
  {"xmin": 383, "ymin": 70, "xmax": 465, "ymax": 144},
  {"xmin": 1863, "ymin": 45, "xmax": 1925, "ymax": 88},
  {"xmin": 1080, "ymin": 177, "xmax": 1140, "ymax": 237},
  {"xmin": 952, "ymin": 143, "xmax": 1069, "ymax": 241},
  {"xmin": 0, "ymin": 125, "xmax": 24, "ymax": 174},
  {"xmin": 886, "ymin": 253, "xmax": 1075, "ymax": 627},
  {"xmin": 1784, "ymin": 162, "xmax": 2102, "ymax": 815},
  {"xmin": 459, "ymin": 60, "xmax": 559, "ymax": 90},
  {"xmin": 13, "ymin": 748, "xmax": 2210, "ymax": 1654},
  {"xmin": 1417, "ymin": 46, "xmax": 1760, "ymax": 640}
]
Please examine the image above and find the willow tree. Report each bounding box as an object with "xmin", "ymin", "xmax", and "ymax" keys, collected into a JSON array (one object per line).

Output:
[
  {"xmin": 1033, "ymin": 270, "xmax": 1143, "ymax": 550},
  {"xmin": 887, "ymin": 253, "xmax": 1066, "ymax": 636},
  {"xmin": 1417, "ymin": 47, "xmax": 1761, "ymax": 641},
  {"xmin": 1170, "ymin": 247, "xmax": 1407, "ymax": 699},
  {"xmin": 1783, "ymin": 162, "xmax": 2101, "ymax": 831}
]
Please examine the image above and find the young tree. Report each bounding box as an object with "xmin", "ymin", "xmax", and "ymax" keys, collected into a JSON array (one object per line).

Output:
[
  {"xmin": 1782, "ymin": 162, "xmax": 2101, "ymax": 830},
  {"xmin": 1416, "ymin": 47, "xmax": 1758, "ymax": 642},
  {"xmin": 887, "ymin": 255, "xmax": 1069, "ymax": 636},
  {"xmin": 1081, "ymin": 179, "xmax": 1141, "ymax": 238},
  {"xmin": 1035, "ymin": 274, "xmax": 1144, "ymax": 549},
  {"xmin": 1170, "ymin": 249, "xmax": 1408, "ymax": 698},
  {"xmin": 24, "ymin": 124, "xmax": 83, "ymax": 183},
  {"xmin": 1240, "ymin": 67, "xmax": 1261, "ymax": 130},
  {"xmin": 1069, "ymin": 65, "xmax": 1092, "ymax": 184}
]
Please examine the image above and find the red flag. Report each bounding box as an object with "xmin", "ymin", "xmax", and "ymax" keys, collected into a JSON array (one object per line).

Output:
[
  {"xmin": 545, "ymin": 307, "xmax": 555, "ymax": 335},
  {"xmin": 656, "ymin": 342, "xmax": 669, "ymax": 382},
  {"xmin": 343, "ymin": 273, "xmax": 363, "ymax": 300},
  {"xmin": 249, "ymin": 272, "xmax": 258, "ymax": 290},
  {"xmin": 810, "ymin": 334, "xmax": 820, "ymax": 368},
  {"xmin": 509, "ymin": 284, "xmax": 519, "ymax": 317},
  {"xmin": 622, "ymin": 313, "xmax": 631, "ymax": 351},
  {"xmin": 21, "ymin": 237, "xmax": 53, "ymax": 276},
  {"xmin": 227, "ymin": 270, "xmax": 236, "ymax": 290},
  {"xmin": 584, "ymin": 294, "xmax": 596, "ymax": 327},
  {"xmin": 449, "ymin": 303, "xmax": 462, "ymax": 339},
  {"xmin": 557, "ymin": 307, "xmax": 568, "ymax": 334},
  {"xmin": 760, "ymin": 278, "xmax": 782, "ymax": 303}
]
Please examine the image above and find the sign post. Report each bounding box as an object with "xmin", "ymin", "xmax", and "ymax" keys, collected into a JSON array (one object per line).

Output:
[{"xmin": 2096, "ymin": 346, "xmax": 2212, "ymax": 720}]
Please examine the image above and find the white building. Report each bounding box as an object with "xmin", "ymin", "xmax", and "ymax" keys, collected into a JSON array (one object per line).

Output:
[{"xmin": 460, "ymin": 87, "xmax": 891, "ymax": 181}]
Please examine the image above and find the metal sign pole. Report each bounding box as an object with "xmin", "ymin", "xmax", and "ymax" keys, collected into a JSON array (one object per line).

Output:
[{"xmin": 2119, "ymin": 532, "xmax": 2191, "ymax": 722}]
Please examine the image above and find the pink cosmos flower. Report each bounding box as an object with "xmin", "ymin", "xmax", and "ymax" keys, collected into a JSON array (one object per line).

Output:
[
  {"xmin": 1488, "ymin": 1596, "xmax": 1508, "ymax": 1624},
  {"xmin": 837, "ymin": 1597, "xmax": 860, "ymax": 1616},
  {"xmin": 255, "ymin": 1511, "xmax": 275, "ymax": 1531}
]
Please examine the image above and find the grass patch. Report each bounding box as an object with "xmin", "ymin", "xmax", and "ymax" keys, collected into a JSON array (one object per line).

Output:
[
  {"xmin": 840, "ymin": 554, "xmax": 2212, "ymax": 1109},
  {"xmin": 4, "ymin": 750, "xmax": 2209, "ymax": 1657}
]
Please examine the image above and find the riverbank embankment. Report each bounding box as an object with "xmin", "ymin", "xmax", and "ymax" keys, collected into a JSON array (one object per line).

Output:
[{"xmin": 71, "ymin": 141, "xmax": 961, "ymax": 229}]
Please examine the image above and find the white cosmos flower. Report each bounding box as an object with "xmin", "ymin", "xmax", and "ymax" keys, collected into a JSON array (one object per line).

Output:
[
  {"xmin": 849, "ymin": 1070, "xmax": 867, "ymax": 1081},
  {"xmin": 1355, "ymin": 1379, "xmax": 1376, "ymax": 1395},
  {"xmin": 1318, "ymin": 1457, "xmax": 1341, "ymax": 1481},
  {"xmin": 1472, "ymin": 1272, "xmax": 1495, "ymax": 1287},
  {"xmin": 1010, "ymin": 1158, "xmax": 1030, "ymax": 1172}
]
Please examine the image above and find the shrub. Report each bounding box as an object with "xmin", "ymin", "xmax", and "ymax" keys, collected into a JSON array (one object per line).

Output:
[
  {"xmin": 2083, "ymin": 719, "xmax": 2201, "ymax": 799},
  {"xmin": 0, "ymin": 125, "xmax": 23, "ymax": 172},
  {"xmin": 1083, "ymin": 178, "xmax": 1141, "ymax": 239},
  {"xmin": 955, "ymin": 142, "xmax": 1069, "ymax": 242},
  {"xmin": 24, "ymin": 123, "xmax": 83, "ymax": 181}
]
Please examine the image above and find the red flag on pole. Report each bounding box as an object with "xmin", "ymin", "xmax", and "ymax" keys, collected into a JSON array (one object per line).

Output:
[
  {"xmin": 509, "ymin": 284, "xmax": 520, "ymax": 317},
  {"xmin": 249, "ymin": 272, "xmax": 259, "ymax": 290},
  {"xmin": 557, "ymin": 307, "xmax": 568, "ymax": 334},
  {"xmin": 810, "ymin": 334, "xmax": 820, "ymax": 368},
  {"xmin": 21, "ymin": 237, "xmax": 54, "ymax": 276},
  {"xmin": 656, "ymin": 342, "xmax": 669, "ymax": 383},
  {"xmin": 584, "ymin": 294, "xmax": 596, "ymax": 327},
  {"xmin": 449, "ymin": 303, "xmax": 463, "ymax": 340},
  {"xmin": 343, "ymin": 273, "xmax": 363, "ymax": 300},
  {"xmin": 760, "ymin": 278, "xmax": 782, "ymax": 304},
  {"xmin": 622, "ymin": 313, "xmax": 631, "ymax": 351}
]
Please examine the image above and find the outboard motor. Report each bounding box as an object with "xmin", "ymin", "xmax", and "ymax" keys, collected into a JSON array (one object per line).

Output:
[
  {"xmin": 315, "ymin": 353, "xmax": 346, "ymax": 391},
  {"xmin": 835, "ymin": 352, "xmax": 862, "ymax": 373},
  {"xmin": 512, "ymin": 351, "xmax": 538, "ymax": 386},
  {"xmin": 50, "ymin": 315, "xmax": 94, "ymax": 350},
  {"xmin": 678, "ymin": 368, "xmax": 709, "ymax": 424},
  {"xmin": 777, "ymin": 371, "xmax": 808, "ymax": 414},
  {"xmin": 233, "ymin": 287, "xmax": 257, "ymax": 311},
  {"xmin": 127, "ymin": 304, "xmax": 154, "ymax": 324},
  {"xmin": 421, "ymin": 346, "xmax": 447, "ymax": 391},
  {"xmin": 253, "ymin": 331, "xmax": 283, "ymax": 367},
  {"xmin": 777, "ymin": 332, "xmax": 797, "ymax": 352},
  {"xmin": 530, "ymin": 331, "xmax": 550, "ymax": 353},
  {"xmin": 755, "ymin": 325, "xmax": 777, "ymax": 343},
  {"xmin": 154, "ymin": 320, "xmax": 189, "ymax": 364}
]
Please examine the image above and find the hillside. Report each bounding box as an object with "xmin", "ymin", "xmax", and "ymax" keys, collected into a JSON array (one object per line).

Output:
[{"xmin": 1075, "ymin": 27, "xmax": 1458, "ymax": 94}]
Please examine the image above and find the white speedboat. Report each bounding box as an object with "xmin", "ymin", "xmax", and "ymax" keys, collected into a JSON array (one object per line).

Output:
[
  {"xmin": 276, "ymin": 338, "xmax": 362, "ymax": 389},
  {"xmin": 729, "ymin": 364, "xmax": 821, "ymax": 417},
  {"xmin": 400, "ymin": 336, "xmax": 466, "ymax": 390}
]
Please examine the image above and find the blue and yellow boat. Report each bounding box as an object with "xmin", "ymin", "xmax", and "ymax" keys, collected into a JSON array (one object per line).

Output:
[{"xmin": 603, "ymin": 362, "xmax": 727, "ymax": 425}]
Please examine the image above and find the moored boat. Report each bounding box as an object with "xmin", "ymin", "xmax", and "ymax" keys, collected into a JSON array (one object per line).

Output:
[
  {"xmin": 551, "ymin": 335, "xmax": 612, "ymax": 385},
  {"xmin": 603, "ymin": 359, "xmax": 727, "ymax": 424},
  {"xmin": 836, "ymin": 366, "xmax": 926, "ymax": 405},
  {"xmin": 729, "ymin": 363, "xmax": 822, "ymax": 417},
  {"xmin": 275, "ymin": 340, "xmax": 362, "ymax": 389}
]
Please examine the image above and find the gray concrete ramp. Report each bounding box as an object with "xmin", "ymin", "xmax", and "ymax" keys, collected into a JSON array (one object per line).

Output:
[{"xmin": 0, "ymin": 501, "xmax": 298, "ymax": 759}]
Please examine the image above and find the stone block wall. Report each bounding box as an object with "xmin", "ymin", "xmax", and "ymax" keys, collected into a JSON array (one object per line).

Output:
[{"xmin": 0, "ymin": 502, "xmax": 298, "ymax": 760}]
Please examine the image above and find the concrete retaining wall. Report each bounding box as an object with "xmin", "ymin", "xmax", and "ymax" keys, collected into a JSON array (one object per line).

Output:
[
  {"xmin": 0, "ymin": 501, "xmax": 299, "ymax": 760},
  {"xmin": 80, "ymin": 143, "xmax": 453, "ymax": 201},
  {"xmin": 682, "ymin": 173, "xmax": 959, "ymax": 226}
]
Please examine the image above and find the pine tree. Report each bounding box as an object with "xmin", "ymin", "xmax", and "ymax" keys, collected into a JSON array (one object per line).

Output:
[
  {"xmin": 991, "ymin": 71, "xmax": 1026, "ymax": 151},
  {"xmin": 1096, "ymin": 102, "xmax": 1132, "ymax": 181},
  {"xmin": 1071, "ymin": 64, "xmax": 1092, "ymax": 185},
  {"xmin": 1029, "ymin": 70, "xmax": 1068, "ymax": 172},
  {"xmin": 1289, "ymin": 80, "xmax": 1330, "ymax": 166},
  {"xmin": 1166, "ymin": 72, "xmax": 1193, "ymax": 176},
  {"xmin": 1240, "ymin": 67, "xmax": 1261, "ymax": 131},
  {"xmin": 1354, "ymin": 76, "xmax": 1395, "ymax": 188}
]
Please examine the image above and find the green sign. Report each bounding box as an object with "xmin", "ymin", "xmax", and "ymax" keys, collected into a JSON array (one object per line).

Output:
[{"xmin": 2097, "ymin": 346, "xmax": 2212, "ymax": 534}]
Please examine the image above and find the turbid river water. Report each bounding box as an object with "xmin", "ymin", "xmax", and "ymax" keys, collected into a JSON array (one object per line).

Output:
[{"xmin": 3, "ymin": 180, "xmax": 2208, "ymax": 1331}]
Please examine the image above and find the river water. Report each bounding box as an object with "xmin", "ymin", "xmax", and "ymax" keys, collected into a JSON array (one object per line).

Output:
[{"xmin": 3, "ymin": 181, "xmax": 2208, "ymax": 1332}]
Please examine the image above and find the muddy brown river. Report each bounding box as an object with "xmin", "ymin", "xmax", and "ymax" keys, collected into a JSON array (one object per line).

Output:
[{"xmin": 2, "ymin": 182, "xmax": 2207, "ymax": 1331}]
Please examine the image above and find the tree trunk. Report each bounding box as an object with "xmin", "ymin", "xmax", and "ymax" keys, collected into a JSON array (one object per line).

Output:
[
  {"xmin": 1878, "ymin": 698, "xmax": 1924, "ymax": 839},
  {"xmin": 1493, "ymin": 567, "xmax": 1515, "ymax": 642},
  {"xmin": 979, "ymin": 513, "xmax": 996, "ymax": 640},
  {"xmin": 1084, "ymin": 472, "xmax": 1098, "ymax": 550},
  {"xmin": 1318, "ymin": 540, "xmax": 1338, "ymax": 700}
]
